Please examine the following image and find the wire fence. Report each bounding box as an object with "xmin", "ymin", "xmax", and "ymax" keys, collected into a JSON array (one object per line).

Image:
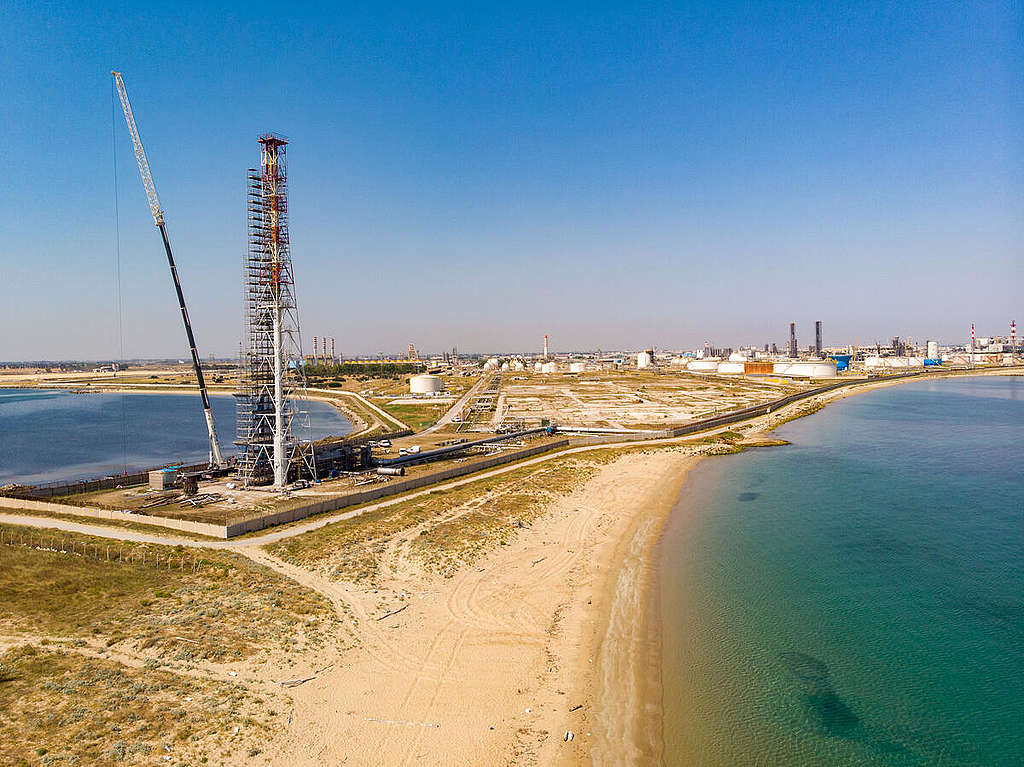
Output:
[
  {"xmin": 9, "ymin": 460, "xmax": 214, "ymax": 500},
  {"xmin": 0, "ymin": 527, "xmax": 214, "ymax": 575}
]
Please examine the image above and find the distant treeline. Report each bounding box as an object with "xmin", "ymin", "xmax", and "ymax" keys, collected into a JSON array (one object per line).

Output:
[{"xmin": 304, "ymin": 362, "xmax": 424, "ymax": 377}]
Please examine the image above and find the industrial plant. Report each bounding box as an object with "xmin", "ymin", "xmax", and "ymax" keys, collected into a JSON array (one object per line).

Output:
[{"xmin": 1, "ymin": 72, "xmax": 1018, "ymax": 538}]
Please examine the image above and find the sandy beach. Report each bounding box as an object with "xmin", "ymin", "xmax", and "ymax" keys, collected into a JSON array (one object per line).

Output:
[
  {"xmin": 3, "ymin": 369, "xmax": 1020, "ymax": 765},
  {"xmin": 236, "ymin": 448, "xmax": 698, "ymax": 765}
]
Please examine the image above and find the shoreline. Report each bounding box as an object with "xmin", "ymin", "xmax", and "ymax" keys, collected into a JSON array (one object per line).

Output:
[
  {"xmin": 0, "ymin": 386, "xmax": 359, "ymax": 485},
  {"xmin": 589, "ymin": 454, "xmax": 696, "ymax": 764},
  {"xmin": 590, "ymin": 367, "xmax": 1023, "ymax": 765},
  {"xmin": 2, "ymin": 382, "xmax": 401, "ymax": 443},
  {"xmin": 3, "ymin": 369, "xmax": 1021, "ymax": 763}
]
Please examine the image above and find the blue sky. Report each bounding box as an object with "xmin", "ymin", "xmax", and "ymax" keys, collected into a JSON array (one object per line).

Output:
[{"xmin": 2, "ymin": 1, "xmax": 1020, "ymax": 360}]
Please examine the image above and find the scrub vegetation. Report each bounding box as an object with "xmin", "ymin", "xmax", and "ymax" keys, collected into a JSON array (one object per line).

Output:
[
  {"xmin": 266, "ymin": 454, "xmax": 607, "ymax": 582},
  {"xmin": 0, "ymin": 644, "xmax": 282, "ymax": 767},
  {"xmin": 0, "ymin": 524, "xmax": 336, "ymax": 765},
  {"xmin": 0, "ymin": 525, "xmax": 334, "ymax": 663}
]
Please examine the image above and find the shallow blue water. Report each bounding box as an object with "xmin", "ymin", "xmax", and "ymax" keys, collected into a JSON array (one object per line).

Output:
[
  {"xmin": 0, "ymin": 388, "xmax": 351, "ymax": 484},
  {"xmin": 659, "ymin": 376, "xmax": 1024, "ymax": 766}
]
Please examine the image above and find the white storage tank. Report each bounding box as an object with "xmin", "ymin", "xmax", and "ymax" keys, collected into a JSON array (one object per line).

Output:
[
  {"xmin": 864, "ymin": 357, "xmax": 924, "ymax": 370},
  {"xmin": 510, "ymin": 359, "xmax": 525, "ymax": 371},
  {"xmin": 541, "ymin": 362, "xmax": 559, "ymax": 374},
  {"xmin": 927, "ymin": 340, "xmax": 939, "ymax": 359},
  {"xmin": 533, "ymin": 361, "xmax": 543, "ymax": 372},
  {"xmin": 569, "ymin": 362, "xmax": 586, "ymax": 373},
  {"xmin": 688, "ymin": 358, "xmax": 720, "ymax": 373},
  {"xmin": 772, "ymin": 360, "xmax": 838, "ymax": 378},
  {"xmin": 716, "ymin": 361, "xmax": 745, "ymax": 374},
  {"xmin": 637, "ymin": 351, "xmax": 653, "ymax": 369},
  {"xmin": 670, "ymin": 356, "xmax": 689, "ymax": 367},
  {"xmin": 728, "ymin": 352, "xmax": 748, "ymax": 362},
  {"xmin": 483, "ymin": 357, "xmax": 500, "ymax": 370},
  {"xmin": 410, "ymin": 374, "xmax": 443, "ymax": 394}
]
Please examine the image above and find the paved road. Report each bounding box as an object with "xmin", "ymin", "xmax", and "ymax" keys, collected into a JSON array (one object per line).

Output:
[
  {"xmin": 306, "ymin": 388, "xmax": 408, "ymax": 432},
  {"xmin": 420, "ymin": 373, "xmax": 495, "ymax": 434}
]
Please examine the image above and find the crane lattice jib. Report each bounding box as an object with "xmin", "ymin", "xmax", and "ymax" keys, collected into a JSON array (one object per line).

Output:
[{"xmin": 111, "ymin": 71, "xmax": 164, "ymax": 226}]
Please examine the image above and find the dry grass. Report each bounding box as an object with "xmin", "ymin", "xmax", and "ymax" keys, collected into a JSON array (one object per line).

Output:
[
  {"xmin": 410, "ymin": 459, "xmax": 599, "ymax": 577},
  {"xmin": 0, "ymin": 504, "xmax": 220, "ymax": 541},
  {"xmin": 379, "ymin": 401, "xmax": 448, "ymax": 430},
  {"xmin": 266, "ymin": 455, "xmax": 605, "ymax": 582},
  {"xmin": 0, "ymin": 644, "xmax": 282, "ymax": 766},
  {"xmin": 0, "ymin": 524, "xmax": 334, "ymax": 664}
]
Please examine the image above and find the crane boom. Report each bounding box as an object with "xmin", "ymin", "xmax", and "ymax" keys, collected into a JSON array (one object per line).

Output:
[
  {"xmin": 111, "ymin": 71, "xmax": 225, "ymax": 468},
  {"xmin": 112, "ymin": 73, "xmax": 163, "ymax": 226}
]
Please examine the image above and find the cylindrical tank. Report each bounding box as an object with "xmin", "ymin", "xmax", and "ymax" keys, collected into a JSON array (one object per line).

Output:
[
  {"xmin": 569, "ymin": 362, "xmax": 586, "ymax": 373},
  {"xmin": 541, "ymin": 362, "xmax": 559, "ymax": 374},
  {"xmin": 376, "ymin": 466, "xmax": 406, "ymax": 476},
  {"xmin": 687, "ymin": 358, "xmax": 720, "ymax": 373},
  {"xmin": 772, "ymin": 361, "xmax": 838, "ymax": 378},
  {"xmin": 533, "ymin": 362, "xmax": 543, "ymax": 372},
  {"xmin": 510, "ymin": 360, "xmax": 525, "ymax": 371},
  {"xmin": 637, "ymin": 351, "xmax": 652, "ymax": 369},
  {"xmin": 865, "ymin": 357, "xmax": 924, "ymax": 370},
  {"xmin": 716, "ymin": 361, "xmax": 745, "ymax": 374},
  {"xmin": 670, "ymin": 356, "xmax": 689, "ymax": 367},
  {"xmin": 410, "ymin": 374, "xmax": 443, "ymax": 394},
  {"xmin": 927, "ymin": 341, "xmax": 939, "ymax": 359},
  {"xmin": 728, "ymin": 352, "xmax": 747, "ymax": 362},
  {"xmin": 744, "ymin": 361, "xmax": 775, "ymax": 375},
  {"xmin": 500, "ymin": 362, "xmax": 510, "ymax": 371}
]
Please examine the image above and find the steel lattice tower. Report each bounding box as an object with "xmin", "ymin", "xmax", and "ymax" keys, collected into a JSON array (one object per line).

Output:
[{"xmin": 236, "ymin": 135, "xmax": 315, "ymax": 487}]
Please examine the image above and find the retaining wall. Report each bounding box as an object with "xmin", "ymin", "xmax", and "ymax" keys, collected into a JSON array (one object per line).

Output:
[
  {"xmin": 223, "ymin": 439, "xmax": 569, "ymax": 537},
  {"xmin": 0, "ymin": 496, "xmax": 229, "ymax": 539}
]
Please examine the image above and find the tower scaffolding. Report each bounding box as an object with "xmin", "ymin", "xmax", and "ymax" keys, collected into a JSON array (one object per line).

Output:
[{"xmin": 236, "ymin": 135, "xmax": 315, "ymax": 487}]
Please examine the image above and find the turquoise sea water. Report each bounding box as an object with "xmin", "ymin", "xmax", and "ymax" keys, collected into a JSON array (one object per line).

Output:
[
  {"xmin": 0, "ymin": 389, "xmax": 351, "ymax": 485},
  {"xmin": 659, "ymin": 376, "xmax": 1023, "ymax": 766}
]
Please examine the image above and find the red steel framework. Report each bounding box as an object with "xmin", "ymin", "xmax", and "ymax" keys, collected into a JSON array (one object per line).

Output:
[{"xmin": 236, "ymin": 135, "xmax": 315, "ymax": 486}]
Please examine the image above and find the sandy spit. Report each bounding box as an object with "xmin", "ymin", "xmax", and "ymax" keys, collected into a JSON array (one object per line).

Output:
[{"xmin": 242, "ymin": 450, "xmax": 697, "ymax": 766}]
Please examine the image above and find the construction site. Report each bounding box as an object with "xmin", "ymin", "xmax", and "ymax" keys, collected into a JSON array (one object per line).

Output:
[
  {"xmin": 1, "ymin": 74, "xmax": 1019, "ymax": 541},
  {"xmin": 1, "ymin": 49, "xmax": 1022, "ymax": 767}
]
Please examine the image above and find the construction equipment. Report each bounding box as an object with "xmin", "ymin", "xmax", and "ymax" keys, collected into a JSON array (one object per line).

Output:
[{"xmin": 111, "ymin": 71, "xmax": 224, "ymax": 467}]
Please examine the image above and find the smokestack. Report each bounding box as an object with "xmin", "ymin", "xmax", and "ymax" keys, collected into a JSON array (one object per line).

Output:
[
  {"xmin": 815, "ymin": 321, "xmax": 822, "ymax": 357},
  {"xmin": 331, "ymin": 337, "xmax": 335, "ymax": 361},
  {"xmin": 789, "ymin": 323, "xmax": 797, "ymax": 358},
  {"xmin": 313, "ymin": 336, "xmax": 318, "ymax": 365},
  {"xmin": 543, "ymin": 334, "xmax": 549, "ymax": 360},
  {"xmin": 971, "ymin": 323, "xmax": 975, "ymax": 354},
  {"xmin": 1012, "ymin": 320, "xmax": 1017, "ymax": 359}
]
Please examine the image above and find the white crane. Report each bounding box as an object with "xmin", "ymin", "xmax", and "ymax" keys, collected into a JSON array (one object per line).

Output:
[{"xmin": 111, "ymin": 71, "xmax": 225, "ymax": 467}]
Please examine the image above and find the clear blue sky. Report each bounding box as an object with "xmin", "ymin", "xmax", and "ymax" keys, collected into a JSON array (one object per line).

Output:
[{"xmin": 2, "ymin": 1, "xmax": 1020, "ymax": 360}]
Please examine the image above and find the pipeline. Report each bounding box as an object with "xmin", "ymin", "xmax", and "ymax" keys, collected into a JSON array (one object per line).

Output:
[{"xmin": 376, "ymin": 428, "xmax": 551, "ymax": 467}]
